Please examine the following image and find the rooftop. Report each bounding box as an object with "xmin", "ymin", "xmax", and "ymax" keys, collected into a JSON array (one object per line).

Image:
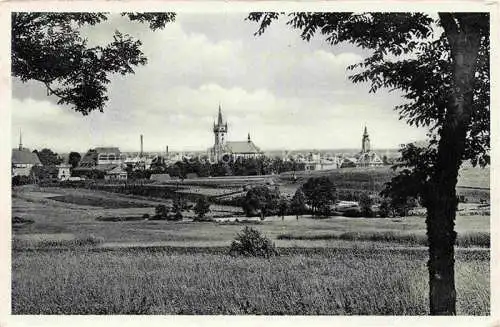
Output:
[
  {"xmin": 224, "ymin": 141, "xmax": 262, "ymax": 154},
  {"xmin": 12, "ymin": 148, "xmax": 42, "ymax": 165}
]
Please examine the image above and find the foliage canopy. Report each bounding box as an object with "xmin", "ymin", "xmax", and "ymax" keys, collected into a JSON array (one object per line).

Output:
[{"xmin": 12, "ymin": 12, "xmax": 175, "ymax": 115}]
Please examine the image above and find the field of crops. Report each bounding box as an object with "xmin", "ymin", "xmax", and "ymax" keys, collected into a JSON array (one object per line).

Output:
[{"xmin": 12, "ymin": 246, "xmax": 489, "ymax": 315}]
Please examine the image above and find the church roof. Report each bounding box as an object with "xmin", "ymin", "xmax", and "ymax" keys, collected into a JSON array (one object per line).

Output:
[
  {"xmin": 12, "ymin": 148, "xmax": 42, "ymax": 165},
  {"xmin": 224, "ymin": 141, "xmax": 262, "ymax": 154}
]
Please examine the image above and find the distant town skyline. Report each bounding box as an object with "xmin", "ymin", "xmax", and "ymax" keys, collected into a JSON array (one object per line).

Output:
[{"xmin": 12, "ymin": 13, "xmax": 429, "ymax": 153}]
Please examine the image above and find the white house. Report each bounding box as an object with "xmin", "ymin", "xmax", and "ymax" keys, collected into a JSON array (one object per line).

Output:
[{"xmin": 57, "ymin": 164, "xmax": 72, "ymax": 181}]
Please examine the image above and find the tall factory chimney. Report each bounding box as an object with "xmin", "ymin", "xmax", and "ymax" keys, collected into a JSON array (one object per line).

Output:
[
  {"xmin": 166, "ymin": 145, "xmax": 169, "ymax": 157},
  {"xmin": 140, "ymin": 134, "xmax": 143, "ymax": 157}
]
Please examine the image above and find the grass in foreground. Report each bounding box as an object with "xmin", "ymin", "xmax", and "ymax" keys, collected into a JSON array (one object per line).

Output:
[{"xmin": 12, "ymin": 247, "xmax": 489, "ymax": 315}]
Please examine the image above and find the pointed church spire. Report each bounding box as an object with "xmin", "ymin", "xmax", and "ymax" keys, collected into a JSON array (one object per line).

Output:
[
  {"xmin": 362, "ymin": 124, "xmax": 370, "ymax": 153},
  {"xmin": 247, "ymin": 132, "xmax": 251, "ymax": 142},
  {"xmin": 19, "ymin": 129, "xmax": 23, "ymax": 150},
  {"xmin": 217, "ymin": 103, "xmax": 223, "ymax": 125}
]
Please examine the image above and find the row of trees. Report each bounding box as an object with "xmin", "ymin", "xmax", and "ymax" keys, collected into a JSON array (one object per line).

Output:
[
  {"xmin": 152, "ymin": 196, "xmax": 212, "ymax": 221},
  {"xmin": 157, "ymin": 157, "xmax": 306, "ymax": 178},
  {"xmin": 28, "ymin": 148, "xmax": 81, "ymax": 168},
  {"xmin": 241, "ymin": 176, "xmax": 419, "ymax": 220},
  {"xmin": 142, "ymin": 176, "xmax": 417, "ymax": 224}
]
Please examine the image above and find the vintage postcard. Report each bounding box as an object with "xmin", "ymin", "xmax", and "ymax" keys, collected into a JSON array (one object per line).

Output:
[{"xmin": 1, "ymin": 1, "xmax": 498, "ymax": 326}]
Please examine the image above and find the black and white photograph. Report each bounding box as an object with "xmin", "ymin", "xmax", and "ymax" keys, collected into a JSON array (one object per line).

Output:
[{"xmin": 6, "ymin": 3, "xmax": 494, "ymax": 320}]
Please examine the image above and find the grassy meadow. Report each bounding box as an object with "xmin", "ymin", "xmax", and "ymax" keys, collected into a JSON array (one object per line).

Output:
[
  {"xmin": 12, "ymin": 186, "xmax": 489, "ymax": 247},
  {"xmin": 12, "ymin": 247, "xmax": 489, "ymax": 315}
]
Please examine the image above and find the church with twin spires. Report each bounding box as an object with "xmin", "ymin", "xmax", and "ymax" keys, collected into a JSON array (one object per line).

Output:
[{"xmin": 209, "ymin": 105, "xmax": 263, "ymax": 162}]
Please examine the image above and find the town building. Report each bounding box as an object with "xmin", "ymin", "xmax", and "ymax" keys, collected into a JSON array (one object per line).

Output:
[
  {"xmin": 301, "ymin": 152, "xmax": 341, "ymax": 171},
  {"xmin": 73, "ymin": 147, "xmax": 126, "ymax": 177},
  {"xmin": 209, "ymin": 105, "xmax": 263, "ymax": 162},
  {"xmin": 104, "ymin": 166, "xmax": 128, "ymax": 180},
  {"xmin": 95, "ymin": 147, "xmax": 124, "ymax": 165},
  {"xmin": 356, "ymin": 126, "xmax": 383, "ymax": 167},
  {"xmin": 11, "ymin": 133, "xmax": 42, "ymax": 177},
  {"xmin": 56, "ymin": 164, "xmax": 72, "ymax": 181},
  {"xmin": 340, "ymin": 126, "xmax": 384, "ymax": 168}
]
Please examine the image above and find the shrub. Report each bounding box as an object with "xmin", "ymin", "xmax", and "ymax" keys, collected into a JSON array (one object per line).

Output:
[
  {"xmin": 173, "ymin": 197, "xmax": 190, "ymax": 212},
  {"xmin": 12, "ymin": 216, "xmax": 34, "ymax": 224},
  {"xmin": 142, "ymin": 213, "xmax": 150, "ymax": 220},
  {"xmin": 193, "ymin": 196, "xmax": 211, "ymax": 220},
  {"xmin": 379, "ymin": 199, "xmax": 391, "ymax": 218},
  {"xmin": 173, "ymin": 210, "xmax": 183, "ymax": 221},
  {"xmin": 229, "ymin": 227, "xmax": 279, "ymax": 258},
  {"xmin": 12, "ymin": 175, "xmax": 33, "ymax": 186},
  {"xmin": 154, "ymin": 204, "xmax": 170, "ymax": 220},
  {"xmin": 359, "ymin": 193, "xmax": 374, "ymax": 217}
]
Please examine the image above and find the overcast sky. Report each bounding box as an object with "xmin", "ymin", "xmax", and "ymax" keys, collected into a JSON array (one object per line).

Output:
[{"xmin": 12, "ymin": 13, "xmax": 429, "ymax": 153}]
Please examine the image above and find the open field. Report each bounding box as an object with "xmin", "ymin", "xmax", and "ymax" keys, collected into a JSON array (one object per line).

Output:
[
  {"xmin": 12, "ymin": 187, "xmax": 489, "ymax": 247},
  {"xmin": 80, "ymin": 166, "xmax": 487, "ymax": 202},
  {"xmin": 12, "ymin": 247, "xmax": 489, "ymax": 315},
  {"xmin": 154, "ymin": 165, "xmax": 490, "ymax": 200}
]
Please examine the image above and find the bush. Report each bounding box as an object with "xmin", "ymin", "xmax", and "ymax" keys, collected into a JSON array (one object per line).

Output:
[
  {"xmin": 359, "ymin": 193, "xmax": 374, "ymax": 217},
  {"xmin": 154, "ymin": 204, "xmax": 170, "ymax": 220},
  {"xmin": 12, "ymin": 175, "xmax": 28, "ymax": 186},
  {"xmin": 173, "ymin": 197, "xmax": 190, "ymax": 212},
  {"xmin": 12, "ymin": 216, "xmax": 34, "ymax": 225},
  {"xmin": 193, "ymin": 196, "xmax": 211, "ymax": 220},
  {"xmin": 379, "ymin": 199, "xmax": 391, "ymax": 218},
  {"xmin": 173, "ymin": 210, "xmax": 183, "ymax": 221},
  {"xmin": 229, "ymin": 226, "xmax": 279, "ymax": 258},
  {"xmin": 142, "ymin": 213, "xmax": 150, "ymax": 220}
]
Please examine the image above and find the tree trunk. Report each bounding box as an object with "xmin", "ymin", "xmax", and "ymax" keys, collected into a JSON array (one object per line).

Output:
[{"xmin": 428, "ymin": 14, "xmax": 481, "ymax": 315}]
